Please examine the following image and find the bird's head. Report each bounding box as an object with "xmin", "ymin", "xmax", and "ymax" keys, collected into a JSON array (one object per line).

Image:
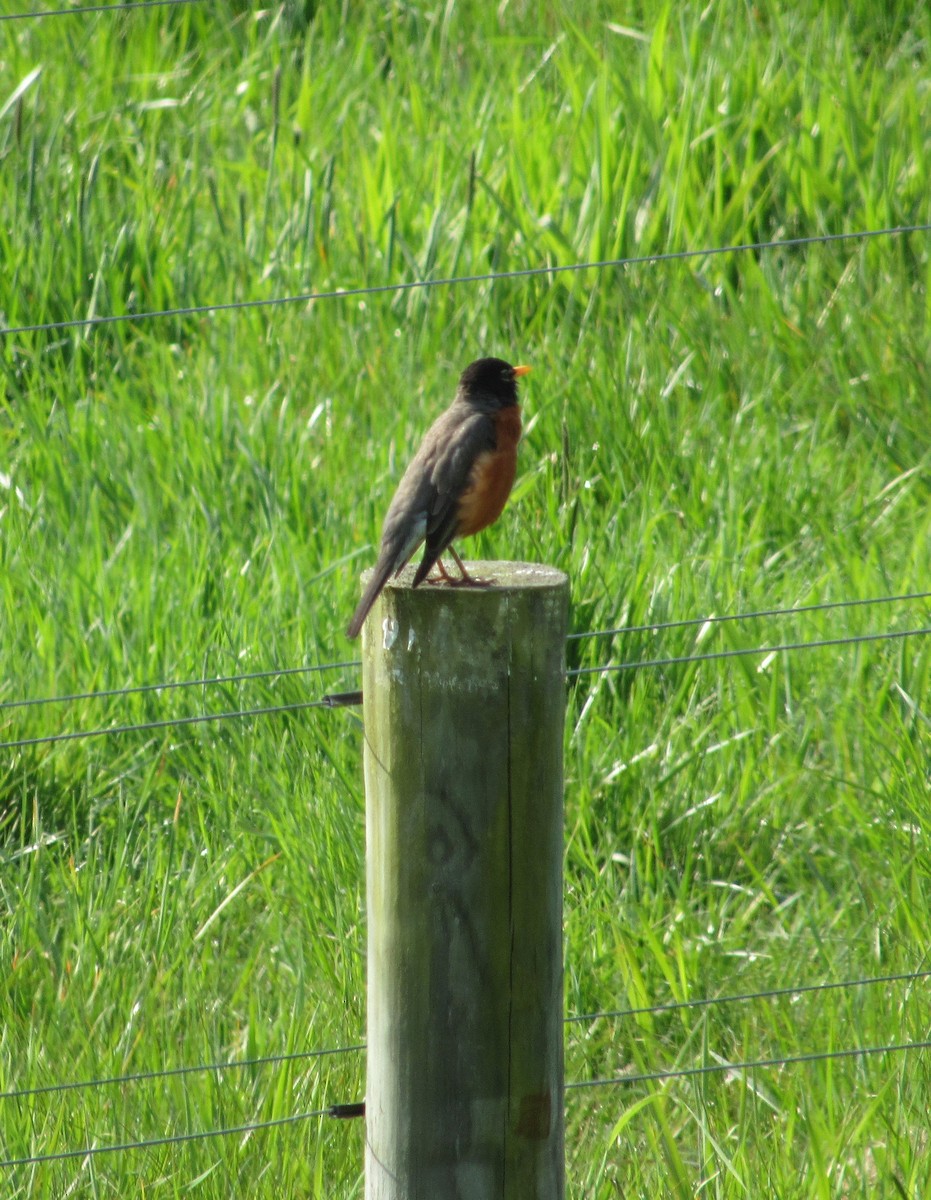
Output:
[{"xmin": 458, "ymin": 357, "xmax": 531, "ymax": 410}]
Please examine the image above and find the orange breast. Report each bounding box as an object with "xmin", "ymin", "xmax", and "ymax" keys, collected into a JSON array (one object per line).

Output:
[{"xmin": 455, "ymin": 405, "xmax": 521, "ymax": 537}]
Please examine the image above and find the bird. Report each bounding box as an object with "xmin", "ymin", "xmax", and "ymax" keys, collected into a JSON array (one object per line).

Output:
[{"xmin": 346, "ymin": 356, "xmax": 531, "ymax": 639}]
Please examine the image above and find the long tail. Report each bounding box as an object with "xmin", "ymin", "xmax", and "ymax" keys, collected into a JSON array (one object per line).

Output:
[
  {"xmin": 410, "ymin": 544, "xmax": 445, "ymax": 588},
  {"xmin": 346, "ymin": 556, "xmax": 398, "ymax": 639}
]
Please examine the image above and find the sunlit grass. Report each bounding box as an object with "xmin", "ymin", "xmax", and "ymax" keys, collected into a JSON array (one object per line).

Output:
[{"xmin": 1, "ymin": 0, "xmax": 930, "ymax": 1195}]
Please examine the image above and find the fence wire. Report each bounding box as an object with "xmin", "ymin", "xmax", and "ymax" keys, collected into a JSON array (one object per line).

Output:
[
  {"xmin": 2, "ymin": 623, "xmax": 929, "ymax": 751},
  {"xmin": 567, "ymin": 588, "xmax": 931, "ymax": 642},
  {"xmin": 0, "ymin": 697, "xmax": 332, "ymax": 752},
  {"xmin": 3, "ymin": 587, "xmax": 928, "ymax": 718},
  {"xmin": 0, "ymin": 660, "xmax": 360, "ymax": 714},
  {"xmin": 3, "ymin": 223, "xmax": 930, "ymax": 339},
  {"xmin": 0, "ymin": 1106, "xmax": 333, "ymax": 1170},
  {"xmin": 0, "ymin": 1042, "xmax": 365, "ymax": 1103},
  {"xmin": 566, "ymin": 965, "xmax": 931, "ymax": 1025},
  {"xmin": 566, "ymin": 1036, "xmax": 931, "ymax": 1094},
  {"xmin": 1, "ymin": 0, "xmax": 205, "ymax": 21},
  {"xmin": 568, "ymin": 625, "xmax": 931, "ymax": 678},
  {"xmin": 2, "ymin": 967, "xmax": 926, "ymax": 1104},
  {"xmin": 3, "ymin": 1035, "xmax": 929, "ymax": 1169}
]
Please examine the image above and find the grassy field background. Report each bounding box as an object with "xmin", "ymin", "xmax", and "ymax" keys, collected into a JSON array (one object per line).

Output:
[{"xmin": 2, "ymin": 0, "xmax": 931, "ymax": 1195}]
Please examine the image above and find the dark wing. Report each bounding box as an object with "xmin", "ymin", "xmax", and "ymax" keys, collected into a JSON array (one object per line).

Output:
[
  {"xmin": 347, "ymin": 403, "xmax": 490, "ymax": 637},
  {"xmin": 411, "ymin": 408, "xmax": 495, "ymax": 586}
]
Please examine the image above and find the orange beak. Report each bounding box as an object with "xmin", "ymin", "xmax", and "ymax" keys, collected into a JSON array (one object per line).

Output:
[{"xmin": 513, "ymin": 365, "xmax": 532, "ymax": 377}]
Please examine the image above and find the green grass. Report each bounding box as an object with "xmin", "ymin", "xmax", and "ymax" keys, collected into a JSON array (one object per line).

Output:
[{"xmin": 1, "ymin": 0, "xmax": 931, "ymax": 1194}]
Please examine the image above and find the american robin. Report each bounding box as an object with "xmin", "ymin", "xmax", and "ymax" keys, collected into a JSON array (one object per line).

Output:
[{"xmin": 346, "ymin": 356, "xmax": 531, "ymax": 639}]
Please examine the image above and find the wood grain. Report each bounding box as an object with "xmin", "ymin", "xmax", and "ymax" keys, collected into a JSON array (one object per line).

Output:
[{"xmin": 361, "ymin": 561, "xmax": 568, "ymax": 1200}]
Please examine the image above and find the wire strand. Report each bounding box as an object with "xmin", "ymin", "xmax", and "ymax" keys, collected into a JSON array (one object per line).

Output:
[
  {"xmin": 0, "ymin": 0, "xmax": 205, "ymax": 21},
  {"xmin": 3, "ymin": 223, "xmax": 929, "ymax": 338},
  {"xmin": 3, "ymin": 625, "xmax": 928, "ymax": 749},
  {"xmin": 568, "ymin": 625, "xmax": 931, "ymax": 678},
  {"xmin": 565, "ymin": 1036, "xmax": 931, "ymax": 1092},
  {"xmin": 3, "ymin": 969, "xmax": 925, "ymax": 1104},
  {"xmin": 0, "ymin": 697, "xmax": 331, "ymax": 752},
  {"xmin": 0, "ymin": 1107, "xmax": 332, "ymax": 1169},
  {"xmin": 567, "ymin": 967, "xmax": 931, "ymax": 1025},
  {"xmin": 568, "ymin": 589, "xmax": 931, "ymax": 642},
  {"xmin": 0, "ymin": 1043, "xmax": 365, "ymax": 1103},
  {"xmin": 4, "ymin": 1038, "xmax": 928, "ymax": 1167},
  {"xmin": 4, "ymin": 589, "xmax": 930, "ymax": 717},
  {"xmin": 0, "ymin": 660, "xmax": 360, "ymax": 714}
]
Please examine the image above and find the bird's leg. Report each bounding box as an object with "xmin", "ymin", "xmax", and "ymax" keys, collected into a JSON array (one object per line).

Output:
[
  {"xmin": 449, "ymin": 546, "xmax": 473, "ymax": 581},
  {"xmin": 446, "ymin": 546, "xmax": 491, "ymax": 588},
  {"xmin": 422, "ymin": 558, "xmax": 454, "ymax": 584},
  {"xmin": 424, "ymin": 548, "xmax": 492, "ymax": 587},
  {"xmin": 425, "ymin": 555, "xmax": 466, "ymax": 583}
]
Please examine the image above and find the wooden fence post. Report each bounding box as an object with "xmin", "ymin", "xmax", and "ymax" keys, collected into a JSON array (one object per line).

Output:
[{"xmin": 360, "ymin": 560, "xmax": 568, "ymax": 1200}]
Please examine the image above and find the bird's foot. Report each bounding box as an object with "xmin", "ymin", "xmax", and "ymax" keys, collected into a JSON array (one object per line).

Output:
[
  {"xmin": 444, "ymin": 573, "xmax": 492, "ymax": 588},
  {"xmin": 426, "ymin": 553, "xmax": 491, "ymax": 587},
  {"xmin": 444, "ymin": 550, "xmax": 492, "ymax": 587}
]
